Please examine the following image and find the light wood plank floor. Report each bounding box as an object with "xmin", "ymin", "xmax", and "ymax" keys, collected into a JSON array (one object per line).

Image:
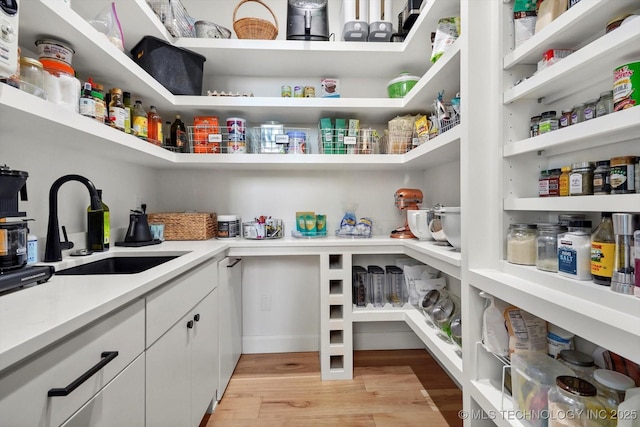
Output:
[{"xmin": 200, "ymin": 349, "xmax": 462, "ymax": 427}]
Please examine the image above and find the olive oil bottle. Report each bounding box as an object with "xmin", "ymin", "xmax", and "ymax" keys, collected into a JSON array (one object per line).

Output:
[{"xmin": 87, "ymin": 189, "xmax": 110, "ymax": 251}]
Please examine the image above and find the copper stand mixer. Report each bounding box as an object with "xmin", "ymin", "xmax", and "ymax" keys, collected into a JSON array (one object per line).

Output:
[{"xmin": 390, "ymin": 188, "xmax": 423, "ymax": 239}]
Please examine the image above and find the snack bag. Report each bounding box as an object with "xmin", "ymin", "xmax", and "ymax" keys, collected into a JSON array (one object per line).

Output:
[{"xmin": 88, "ymin": 2, "xmax": 125, "ymax": 51}]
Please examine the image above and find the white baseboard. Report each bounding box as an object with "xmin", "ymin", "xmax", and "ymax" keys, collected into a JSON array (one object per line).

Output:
[
  {"xmin": 242, "ymin": 334, "xmax": 319, "ymax": 354},
  {"xmin": 353, "ymin": 331, "xmax": 424, "ymax": 350}
]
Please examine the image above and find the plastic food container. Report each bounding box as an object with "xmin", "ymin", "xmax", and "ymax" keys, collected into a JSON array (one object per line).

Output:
[
  {"xmin": 35, "ymin": 39, "xmax": 75, "ymax": 65},
  {"xmin": 217, "ymin": 215, "xmax": 240, "ymax": 239},
  {"xmin": 18, "ymin": 57, "xmax": 45, "ymax": 99},
  {"xmin": 40, "ymin": 58, "xmax": 80, "ymax": 113},
  {"xmin": 387, "ymin": 72, "xmax": 419, "ymax": 98},
  {"xmin": 511, "ymin": 352, "xmax": 575, "ymax": 427}
]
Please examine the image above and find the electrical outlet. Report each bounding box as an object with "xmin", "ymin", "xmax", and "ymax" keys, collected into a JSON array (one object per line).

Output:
[{"xmin": 261, "ymin": 295, "xmax": 271, "ymax": 311}]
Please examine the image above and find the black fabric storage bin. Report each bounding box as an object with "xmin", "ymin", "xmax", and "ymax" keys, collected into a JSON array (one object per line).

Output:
[{"xmin": 131, "ymin": 36, "xmax": 206, "ymax": 95}]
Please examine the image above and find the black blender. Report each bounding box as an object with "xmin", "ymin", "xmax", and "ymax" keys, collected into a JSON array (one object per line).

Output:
[{"xmin": 0, "ymin": 164, "xmax": 54, "ymax": 294}]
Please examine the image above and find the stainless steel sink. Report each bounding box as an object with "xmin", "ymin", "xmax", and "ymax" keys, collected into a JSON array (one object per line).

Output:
[{"xmin": 56, "ymin": 256, "xmax": 179, "ymax": 275}]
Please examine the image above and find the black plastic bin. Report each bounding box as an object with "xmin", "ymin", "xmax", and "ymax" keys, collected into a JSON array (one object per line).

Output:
[{"xmin": 131, "ymin": 36, "xmax": 206, "ymax": 96}]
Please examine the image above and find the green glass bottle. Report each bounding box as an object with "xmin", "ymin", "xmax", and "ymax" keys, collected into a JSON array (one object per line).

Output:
[{"xmin": 87, "ymin": 189, "xmax": 110, "ymax": 251}]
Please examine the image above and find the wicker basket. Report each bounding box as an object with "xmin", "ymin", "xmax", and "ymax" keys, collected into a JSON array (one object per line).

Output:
[
  {"xmin": 233, "ymin": 0, "xmax": 278, "ymax": 40},
  {"xmin": 148, "ymin": 212, "xmax": 217, "ymax": 240}
]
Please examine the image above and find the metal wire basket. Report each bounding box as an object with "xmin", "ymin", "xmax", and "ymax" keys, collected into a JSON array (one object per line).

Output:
[
  {"xmin": 318, "ymin": 127, "xmax": 380, "ymax": 154},
  {"xmin": 187, "ymin": 125, "xmax": 252, "ymax": 154},
  {"xmin": 249, "ymin": 126, "xmax": 311, "ymax": 154},
  {"xmin": 147, "ymin": 0, "xmax": 195, "ymax": 37}
]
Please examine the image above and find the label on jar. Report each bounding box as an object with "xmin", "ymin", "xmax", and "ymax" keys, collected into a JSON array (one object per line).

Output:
[
  {"xmin": 569, "ymin": 172, "xmax": 583, "ymax": 195},
  {"xmin": 610, "ymin": 164, "xmax": 634, "ymax": 192},
  {"xmin": 584, "ymin": 106, "xmax": 595, "ymax": 120},
  {"xmin": 538, "ymin": 179, "xmax": 549, "ymax": 196},
  {"xmin": 591, "ymin": 242, "xmax": 615, "ymax": 278},
  {"xmin": 133, "ymin": 116, "xmax": 148, "ymax": 138},
  {"xmin": 79, "ymin": 97, "xmax": 96, "ymax": 118},
  {"xmin": 593, "ymin": 171, "xmax": 610, "ymax": 193}
]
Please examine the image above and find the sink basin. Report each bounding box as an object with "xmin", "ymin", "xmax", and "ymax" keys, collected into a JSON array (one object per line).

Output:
[{"xmin": 56, "ymin": 256, "xmax": 179, "ymax": 275}]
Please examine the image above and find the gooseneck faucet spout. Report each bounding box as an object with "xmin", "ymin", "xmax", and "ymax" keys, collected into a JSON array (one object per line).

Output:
[{"xmin": 44, "ymin": 175, "xmax": 102, "ymax": 262}]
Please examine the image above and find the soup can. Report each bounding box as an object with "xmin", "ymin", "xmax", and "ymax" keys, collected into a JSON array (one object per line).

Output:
[
  {"xmin": 613, "ymin": 61, "xmax": 640, "ymax": 111},
  {"xmin": 293, "ymin": 85, "xmax": 303, "ymax": 97},
  {"xmin": 304, "ymin": 86, "xmax": 315, "ymax": 97}
]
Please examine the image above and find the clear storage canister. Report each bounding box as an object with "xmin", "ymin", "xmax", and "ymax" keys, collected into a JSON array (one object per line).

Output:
[
  {"xmin": 536, "ymin": 223, "xmax": 566, "ymax": 272},
  {"xmin": 569, "ymin": 162, "xmax": 594, "ymax": 196},
  {"xmin": 40, "ymin": 58, "xmax": 80, "ymax": 113},
  {"xmin": 583, "ymin": 99, "xmax": 598, "ymax": 120},
  {"xmin": 368, "ymin": 265, "xmax": 386, "ymax": 307},
  {"xmin": 18, "ymin": 57, "xmax": 45, "ymax": 98},
  {"xmin": 547, "ymin": 376, "xmax": 608, "ymax": 427},
  {"xmin": 352, "ymin": 266, "xmax": 368, "ymax": 307},
  {"xmin": 557, "ymin": 350, "xmax": 596, "ymax": 384},
  {"xmin": 592, "ymin": 369, "xmax": 636, "ymax": 418},
  {"xmin": 385, "ymin": 265, "xmax": 405, "ymax": 307},
  {"xmin": 571, "ymin": 103, "xmax": 585, "ymax": 125},
  {"xmin": 507, "ymin": 223, "xmax": 537, "ymax": 265},
  {"xmin": 595, "ymin": 90, "xmax": 614, "ymax": 117}
]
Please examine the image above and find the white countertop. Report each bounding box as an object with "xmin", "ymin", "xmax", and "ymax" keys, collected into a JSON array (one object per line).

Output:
[{"xmin": 0, "ymin": 236, "xmax": 460, "ymax": 373}]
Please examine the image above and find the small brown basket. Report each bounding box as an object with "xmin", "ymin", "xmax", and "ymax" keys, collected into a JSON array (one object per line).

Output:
[
  {"xmin": 148, "ymin": 212, "xmax": 217, "ymax": 240},
  {"xmin": 233, "ymin": 0, "xmax": 279, "ymax": 40}
]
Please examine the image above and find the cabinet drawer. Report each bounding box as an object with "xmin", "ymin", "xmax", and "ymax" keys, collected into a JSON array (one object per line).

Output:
[
  {"xmin": 61, "ymin": 353, "xmax": 145, "ymax": 427},
  {"xmin": 0, "ymin": 299, "xmax": 144, "ymax": 427},
  {"xmin": 146, "ymin": 260, "xmax": 217, "ymax": 346}
]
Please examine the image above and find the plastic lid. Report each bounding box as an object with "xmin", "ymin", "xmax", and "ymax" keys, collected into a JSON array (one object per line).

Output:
[
  {"xmin": 0, "ymin": 165, "xmax": 28, "ymax": 178},
  {"xmin": 541, "ymin": 110, "xmax": 557, "ymax": 118},
  {"xmin": 561, "ymin": 166, "xmax": 572, "ymax": 172},
  {"xmin": 39, "ymin": 58, "xmax": 75, "ymax": 76},
  {"xmin": 218, "ymin": 215, "xmax": 239, "ymax": 221},
  {"xmin": 568, "ymin": 220, "xmax": 592, "ymax": 228},
  {"xmin": 387, "ymin": 72, "xmax": 420, "ymax": 86},
  {"xmin": 556, "ymin": 376, "xmax": 597, "ymax": 397},
  {"xmin": 595, "ymin": 160, "xmax": 610, "ymax": 166},
  {"xmin": 558, "ymin": 350, "xmax": 594, "ymax": 367},
  {"xmin": 593, "ymin": 369, "xmax": 635, "ymax": 391},
  {"xmin": 510, "ymin": 223, "xmax": 537, "ymax": 230},
  {"xmin": 571, "ymin": 161, "xmax": 594, "ymax": 170}
]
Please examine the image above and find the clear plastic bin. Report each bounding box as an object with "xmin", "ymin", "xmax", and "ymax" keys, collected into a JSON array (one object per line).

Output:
[
  {"xmin": 385, "ymin": 265, "xmax": 405, "ymax": 307},
  {"xmin": 367, "ymin": 265, "xmax": 385, "ymax": 307},
  {"xmin": 352, "ymin": 266, "xmax": 368, "ymax": 307}
]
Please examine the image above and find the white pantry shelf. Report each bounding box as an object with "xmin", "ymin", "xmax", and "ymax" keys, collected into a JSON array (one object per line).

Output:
[
  {"xmin": 503, "ymin": 0, "xmax": 640, "ymax": 69},
  {"xmin": 503, "ymin": 106, "xmax": 640, "ymax": 158},
  {"xmin": 469, "ymin": 379, "xmax": 526, "ymax": 427},
  {"xmin": 503, "ymin": 22, "xmax": 640, "ymax": 105},
  {"xmin": 469, "ymin": 266, "xmax": 640, "ymax": 364},
  {"xmin": 503, "ymin": 194, "xmax": 640, "ymax": 213}
]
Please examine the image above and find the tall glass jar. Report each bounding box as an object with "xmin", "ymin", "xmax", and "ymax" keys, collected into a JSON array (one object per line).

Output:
[
  {"xmin": 557, "ymin": 350, "xmax": 596, "ymax": 383},
  {"xmin": 507, "ymin": 224, "xmax": 537, "ymax": 265},
  {"xmin": 536, "ymin": 223, "xmax": 566, "ymax": 272},
  {"xmin": 583, "ymin": 99, "xmax": 598, "ymax": 120},
  {"xmin": 593, "ymin": 160, "xmax": 611, "ymax": 195},
  {"xmin": 596, "ymin": 90, "xmax": 614, "ymax": 117},
  {"xmin": 547, "ymin": 376, "xmax": 610, "ymax": 427},
  {"xmin": 569, "ymin": 162, "xmax": 595, "ymax": 196},
  {"xmin": 592, "ymin": 369, "xmax": 636, "ymax": 426},
  {"xmin": 571, "ymin": 103, "xmax": 585, "ymax": 125}
]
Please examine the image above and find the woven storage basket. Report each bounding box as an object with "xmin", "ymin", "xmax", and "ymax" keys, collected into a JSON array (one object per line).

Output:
[
  {"xmin": 233, "ymin": 0, "xmax": 278, "ymax": 40},
  {"xmin": 148, "ymin": 212, "xmax": 217, "ymax": 240}
]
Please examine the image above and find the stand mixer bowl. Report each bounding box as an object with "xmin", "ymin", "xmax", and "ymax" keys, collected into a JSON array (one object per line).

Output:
[{"xmin": 407, "ymin": 209, "xmax": 434, "ymax": 240}]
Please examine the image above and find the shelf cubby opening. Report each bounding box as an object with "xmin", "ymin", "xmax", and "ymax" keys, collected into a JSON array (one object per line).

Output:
[
  {"xmin": 329, "ymin": 305, "xmax": 344, "ymax": 320},
  {"xmin": 329, "ymin": 280, "xmax": 343, "ymax": 295},
  {"xmin": 329, "ymin": 330, "xmax": 344, "ymax": 345},
  {"xmin": 330, "ymin": 355, "xmax": 344, "ymax": 370},
  {"xmin": 329, "ymin": 255, "xmax": 343, "ymax": 270}
]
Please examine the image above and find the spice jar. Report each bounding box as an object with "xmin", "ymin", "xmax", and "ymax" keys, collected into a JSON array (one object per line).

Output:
[
  {"xmin": 593, "ymin": 160, "xmax": 611, "ymax": 195},
  {"xmin": 40, "ymin": 58, "xmax": 80, "ymax": 113},
  {"xmin": 569, "ymin": 161, "xmax": 594, "ymax": 196},
  {"xmin": 595, "ymin": 90, "xmax": 614, "ymax": 117},
  {"xmin": 558, "ymin": 220, "xmax": 593, "ymax": 280},
  {"xmin": 559, "ymin": 109, "xmax": 572, "ymax": 128},
  {"xmin": 530, "ymin": 115, "xmax": 541, "ymax": 137},
  {"xmin": 547, "ymin": 376, "xmax": 607, "ymax": 427},
  {"xmin": 559, "ymin": 166, "xmax": 572, "ymax": 196},
  {"xmin": 583, "ymin": 99, "xmax": 598, "ymax": 120},
  {"xmin": 538, "ymin": 110, "xmax": 558, "ymax": 134},
  {"xmin": 610, "ymin": 156, "xmax": 636, "ymax": 194},
  {"xmin": 536, "ymin": 223, "xmax": 566, "ymax": 272},
  {"xmin": 548, "ymin": 168, "xmax": 561, "ymax": 196},
  {"xmin": 507, "ymin": 223, "xmax": 537, "ymax": 265},
  {"xmin": 571, "ymin": 103, "xmax": 585, "ymax": 125},
  {"xmin": 538, "ymin": 170, "xmax": 550, "ymax": 197}
]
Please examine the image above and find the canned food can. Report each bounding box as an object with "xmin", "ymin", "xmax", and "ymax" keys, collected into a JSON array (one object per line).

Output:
[
  {"xmin": 226, "ymin": 117, "xmax": 246, "ymax": 142},
  {"xmin": 614, "ymin": 61, "xmax": 640, "ymax": 111},
  {"xmin": 304, "ymin": 86, "xmax": 315, "ymax": 97},
  {"xmin": 293, "ymin": 85, "xmax": 303, "ymax": 97},
  {"xmin": 287, "ymin": 131, "xmax": 306, "ymax": 154},
  {"xmin": 281, "ymin": 85, "xmax": 291, "ymax": 97}
]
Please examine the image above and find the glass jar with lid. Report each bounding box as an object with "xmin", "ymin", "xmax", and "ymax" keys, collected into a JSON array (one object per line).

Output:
[
  {"xmin": 569, "ymin": 161, "xmax": 595, "ymax": 196},
  {"xmin": 592, "ymin": 369, "xmax": 636, "ymax": 416},
  {"xmin": 547, "ymin": 376, "xmax": 609, "ymax": 427},
  {"xmin": 538, "ymin": 110, "xmax": 558, "ymax": 134},
  {"xmin": 593, "ymin": 160, "xmax": 611, "ymax": 195},
  {"xmin": 559, "ymin": 166, "xmax": 572, "ymax": 196},
  {"xmin": 596, "ymin": 90, "xmax": 614, "ymax": 117},
  {"xmin": 571, "ymin": 103, "xmax": 585, "ymax": 125},
  {"xmin": 539, "ymin": 170, "xmax": 550, "ymax": 197},
  {"xmin": 583, "ymin": 99, "xmax": 598, "ymax": 120},
  {"xmin": 610, "ymin": 156, "xmax": 636, "ymax": 194},
  {"xmin": 18, "ymin": 57, "xmax": 45, "ymax": 98},
  {"xmin": 558, "ymin": 213, "xmax": 586, "ymax": 227},
  {"xmin": 559, "ymin": 109, "xmax": 572, "ymax": 128},
  {"xmin": 548, "ymin": 168, "xmax": 561, "ymax": 196},
  {"xmin": 40, "ymin": 58, "xmax": 81, "ymax": 113},
  {"xmin": 507, "ymin": 223, "xmax": 537, "ymax": 265},
  {"xmin": 536, "ymin": 223, "xmax": 566, "ymax": 272},
  {"xmin": 557, "ymin": 350, "xmax": 596, "ymax": 383},
  {"xmin": 530, "ymin": 115, "xmax": 541, "ymax": 137}
]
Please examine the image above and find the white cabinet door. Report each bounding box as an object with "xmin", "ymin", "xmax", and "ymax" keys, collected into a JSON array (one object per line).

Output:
[
  {"xmin": 146, "ymin": 309, "xmax": 192, "ymax": 427},
  {"xmin": 191, "ymin": 288, "xmax": 219, "ymax": 426},
  {"xmin": 218, "ymin": 257, "xmax": 242, "ymax": 398},
  {"xmin": 61, "ymin": 354, "xmax": 145, "ymax": 427}
]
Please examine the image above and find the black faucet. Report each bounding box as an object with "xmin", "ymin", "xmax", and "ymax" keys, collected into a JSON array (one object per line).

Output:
[{"xmin": 44, "ymin": 175, "xmax": 102, "ymax": 262}]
